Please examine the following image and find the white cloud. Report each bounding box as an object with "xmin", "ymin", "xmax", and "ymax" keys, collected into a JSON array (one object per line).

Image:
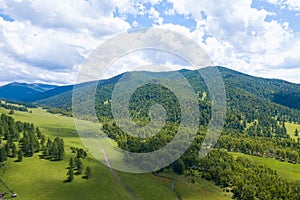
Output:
[
  {"xmin": 0, "ymin": 0, "xmax": 131, "ymax": 84},
  {"xmin": 0, "ymin": 0, "xmax": 299, "ymax": 84},
  {"xmin": 166, "ymin": 0, "xmax": 300, "ymax": 83},
  {"xmin": 266, "ymin": 0, "xmax": 300, "ymax": 11}
]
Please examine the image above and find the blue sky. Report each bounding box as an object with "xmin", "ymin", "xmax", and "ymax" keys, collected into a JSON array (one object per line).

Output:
[{"xmin": 0, "ymin": 0, "xmax": 299, "ymax": 85}]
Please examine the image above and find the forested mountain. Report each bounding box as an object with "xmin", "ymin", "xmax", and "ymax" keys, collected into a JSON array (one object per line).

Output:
[
  {"xmin": 1, "ymin": 67, "xmax": 299, "ymax": 112},
  {"xmin": 18, "ymin": 67, "xmax": 297, "ymax": 120},
  {"xmin": 0, "ymin": 82, "xmax": 57, "ymax": 101}
]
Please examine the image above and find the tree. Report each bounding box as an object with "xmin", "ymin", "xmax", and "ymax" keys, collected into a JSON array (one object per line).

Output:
[
  {"xmin": 8, "ymin": 109, "xmax": 14, "ymax": 115},
  {"xmin": 173, "ymin": 159, "xmax": 185, "ymax": 175},
  {"xmin": 17, "ymin": 149, "xmax": 24, "ymax": 162},
  {"xmin": 84, "ymin": 166, "xmax": 92, "ymax": 179},
  {"xmin": 67, "ymin": 168, "xmax": 74, "ymax": 182},
  {"xmin": 295, "ymin": 129, "xmax": 299, "ymax": 137},
  {"xmin": 0, "ymin": 147, "xmax": 7, "ymax": 162},
  {"xmin": 69, "ymin": 157, "xmax": 75, "ymax": 168},
  {"xmin": 76, "ymin": 159, "xmax": 83, "ymax": 174},
  {"xmin": 11, "ymin": 143, "xmax": 17, "ymax": 158}
]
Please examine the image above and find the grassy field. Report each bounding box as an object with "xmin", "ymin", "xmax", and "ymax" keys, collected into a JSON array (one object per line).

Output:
[
  {"xmin": 285, "ymin": 122, "xmax": 300, "ymax": 141},
  {"xmin": 230, "ymin": 152, "xmax": 300, "ymax": 181},
  {"xmin": 0, "ymin": 106, "xmax": 228, "ymax": 200},
  {"xmin": 174, "ymin": 176, "xmax": 232, "ymax": 200}
]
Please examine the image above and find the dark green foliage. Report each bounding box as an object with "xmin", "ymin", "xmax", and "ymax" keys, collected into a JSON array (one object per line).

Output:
[
  {"xmin": 188, "ymin": 149, "xmax": 300, "ymax": 200},
  {"xmin": 69, "ymin": 157, "xmax": 75, "ymax": 169},
  {"xmin": 0, "ymin": 146, "xmax": 7, "ymax": 162},
  {"xmin": 19, "ymin": 130, "xmax": 40, "ymax": 156},
  {"xmin": 173, "ymin": 159, "xmax": 185, "ymax": 175},
  {"xmin": 0, "ymin": 102, "xmax": 28, "ymax": 112},
  {"xmin": 84, "ymin": 166, "xmax": 92, "ymax": 179},
  {"xmin": 11, "ymin": 143, "xmax": 17, "ymax": 158},
  {"xmin": 0, "ymin": 114, "xmax": 65, "ymax": 161},
  {"xmin": 76, "ymin": 158, "xmax": 83, "ymax": 175},
  {"xmin": 42, "ymin": 137, "xmax": 64, "ymax": 161},
  {"xmin": 17, "ymin": 149, "xmax": 23, "ymax": 162},
  {"xmin": 67, "ymin": 168, "xmax": 74, "ymax": 182}
]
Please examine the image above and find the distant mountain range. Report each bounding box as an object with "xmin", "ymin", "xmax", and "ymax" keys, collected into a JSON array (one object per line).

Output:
[
  {"xmin": 0, "ymin": 67, "xmax": 300, "ymax": 111},
  {"xmin": 0, "ymin": 82, "xmax": 57, "ymax": 101}
]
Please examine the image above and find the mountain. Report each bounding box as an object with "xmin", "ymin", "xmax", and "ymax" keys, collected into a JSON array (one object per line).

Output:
[
  {"xmin": 217, "ymin": 67, "xmax": 300, "ymax": 110},
  {"xmin": 1, "ymin": 66, "xmax": 300, "ymax": 112},
  {"xmin": 36, "ymin": 67, "xmax": 300, "ymax": 111},
  {"xmin": 0, "ymin": 82, "xmax": 57, "ymax": 101}
]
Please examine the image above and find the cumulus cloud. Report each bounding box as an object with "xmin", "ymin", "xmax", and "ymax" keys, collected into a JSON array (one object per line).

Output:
[
  {"xmin": 0, "ymin": 0, "xmax": 131, "ymax": 84},
  {"xmin": 266, "ymin": 0, "xmax": 300, "ymax": 11},
  {"xmin": 167, "ymin": 0, "xmax": 300, "ymax": 83},
  {"xmin": 0, "ymin": 0, "xmax": 299, "ymax": 84}
]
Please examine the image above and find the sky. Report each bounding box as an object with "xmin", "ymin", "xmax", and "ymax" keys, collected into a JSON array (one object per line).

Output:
[{"xmin": 0, "ymin": 0, "xmax": 299, "ymax": 85}]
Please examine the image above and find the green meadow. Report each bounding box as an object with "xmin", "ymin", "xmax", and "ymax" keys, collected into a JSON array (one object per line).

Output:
[
  {"xmin": 0, "ymin": 106, "xmax": 229, "ymax": 200},
  {"xmin": 230, "ymin": 152, "xmax": 300, "ymax": 181},
  {"xmin": 285, "ymin": 122, "xmax": 300, "ymax": 141}
]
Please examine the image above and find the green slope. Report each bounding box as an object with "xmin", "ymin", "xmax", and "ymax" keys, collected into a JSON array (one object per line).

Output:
[
  {"xmin": 0, "ymin": 106, "xmax": 228, "ymax": 200},
  {"xmin": 230, "ymin": 152, "xmax": 300, "ymax": 181}
]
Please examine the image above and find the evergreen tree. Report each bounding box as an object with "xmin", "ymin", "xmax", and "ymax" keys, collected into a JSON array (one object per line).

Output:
[
  {"xmin": 69, "ymin": 157, "xmax": 75, "ymax": 169},
  {"xmin": 67, "ymin": 168, "xmax": 74, "ymax": 182},
  {"xmin": 11, "ymin": 143, "xmax": 17, "ymax": 158},
  {"xmin": 76, "ymin": 159, "xmax": 83, "ymax": 174},
  {"xmin": 84, "ymin": 166, "xmax": 92, "ymax": 179},
  {"xmin": 0, "ymin": 147, "xmax": 7, "ymax": 162},
  {"xmin": 17, "ymin": 149, "xmax": 24, "ymax": 162}
]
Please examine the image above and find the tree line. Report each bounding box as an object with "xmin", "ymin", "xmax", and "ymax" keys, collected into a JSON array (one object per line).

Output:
[{"xmin": 0, "ymin": 113, "xmax": 65, "ymax": 163}]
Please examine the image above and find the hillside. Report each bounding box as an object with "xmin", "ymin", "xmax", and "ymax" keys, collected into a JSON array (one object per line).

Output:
[
  {"xmin": 0, "ymin": 82, "xmax": 57, "ymax": 101},
  {"xmin": 26, "ymin": 67, "xmax": 300, "ymax": 124},
  {"xmin": 1, "ymin": 67, "xmax": 300, "ymax": 112},
  {"xmin": 0, "ymin": 105, "xmax": 231, "ymax": 200}
]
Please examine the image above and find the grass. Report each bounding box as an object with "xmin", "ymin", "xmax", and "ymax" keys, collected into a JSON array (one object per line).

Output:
[
  {"xmin": 285, "ymin": 122, "xmax": 300, "ymax": 141},
  {"xmin": 230, "ymin": 152, "xmax": 300, "ymax": 181},
  {"xmin": 153, "ymin": 171, "xmax": 232, "ymax": 200},
  {"xmin": 174, "ymin": 176, "xmax": 232, "ymax": 200},
  {"xmin": 0, "ymin": 106, "xmax": 229, "ymax": 200}
]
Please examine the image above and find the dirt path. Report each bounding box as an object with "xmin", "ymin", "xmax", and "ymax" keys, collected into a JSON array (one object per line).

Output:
[
  {"xmin": 153, "ymin": 173, "xmax": 182, "ymax": 200},
  {"xmin": 100, "ymin": 147, "xmax": 140, "ymax": 200}
]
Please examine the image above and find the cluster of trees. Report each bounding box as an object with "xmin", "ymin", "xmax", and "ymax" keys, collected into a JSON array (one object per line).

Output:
[
  {"xmin": 0, "ymin": 113, "xmax": 65, "ymax": 163},
  {"xmin": 216, "ymin": 134, "xmax": 300, "ymax": 163},
  {"xmin": 46, "ymin": 108, "xmax": 72, "ymax": 117},
  {"xmin": 70, "ymin": 147, "xmax": 87, "ymax": 159},
  {"xmin": 1, "ymin": 99, "xmax": 37, "ymax": 108},
  {"xmin": 66, "ymin": 147, "xmax": 91, "ymax": 182},
  {"xmin": 42, "ymin": 137, "xmax": 65, "ymax": 161},
  {"xmin": 186, "ymin": 149, "xmax": 300, "ymax": 200},
  {"xmin": 0, "ymin": 101, "xmax": 28, "ymax": 112}
]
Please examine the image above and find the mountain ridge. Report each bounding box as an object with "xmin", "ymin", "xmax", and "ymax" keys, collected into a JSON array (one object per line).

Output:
[{"xmin": 1, "ymin": 66, "xmax": 300, "ymax": 111}]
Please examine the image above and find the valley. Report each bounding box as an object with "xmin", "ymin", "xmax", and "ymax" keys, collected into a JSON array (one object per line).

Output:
[
  {"xmin": 1, "ymin": 67, "xmax": 300, "ymax": 199},
  {"xmin": 0, "ymin": 106, "xmax": 230, "ymax": 200}
]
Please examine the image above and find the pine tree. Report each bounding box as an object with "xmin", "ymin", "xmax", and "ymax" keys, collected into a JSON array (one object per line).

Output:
[
  {"xmin": 69, "ymin": 157, "xmax": 75, "ymax": 168},
  {"xmin": 8, "ymin": 109, "xmax": 14, "ymax": 115},
  {"xmin": 76, "ymin": 159, "xmax": 83, "ymax": 175},
  {"xmin": 11, "ymin": 143, "xmax": 17, "ymax": 158},
  {"xmin": 17, "ymin": 149, "xmax": 24, "ymax": 162},
  {"xmin": 67, "ymin": 168, "xmax": 74, "ymax": 182},
  {"xmin": 0, "ymin": 147, "xmax": 7, "ymax": 162},
  {"xmin": 36, "ymin": 127, "xmax": 41, "ymax": 138},
  {"xmin": 84, "ymin": 166, "xmax": 92, "ymax": 179}
]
